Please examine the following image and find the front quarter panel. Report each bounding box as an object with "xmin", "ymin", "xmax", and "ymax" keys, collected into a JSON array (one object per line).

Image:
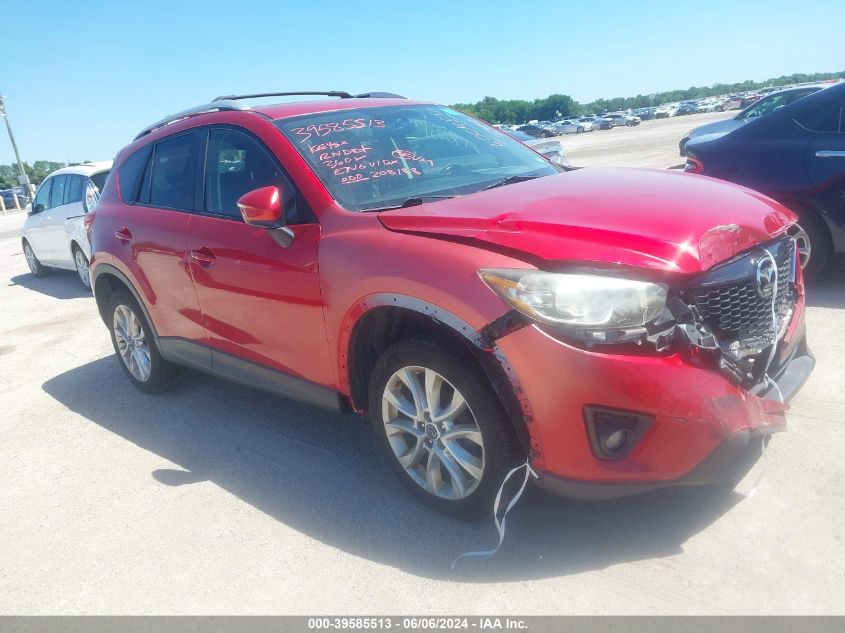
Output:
[{"xmin": 318, "ymin": 209, "xmax": 532, "ymax": 394}]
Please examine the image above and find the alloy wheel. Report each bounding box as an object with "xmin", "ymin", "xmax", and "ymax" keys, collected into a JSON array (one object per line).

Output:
[
  {"xmin": 24, "ymin": 243, "xmax": 38, "ymax": 274},
  {"xmin": 381, "ymin": 366, "xmax": 485, "ymax": 499},
  {"xmin": 113, "ymin": 304, "xmax": 151, "ymax": 382},
  {"xmin": 75, "ymin": 249, "xmax": 90, "ymax": 288},
  {"xmin": 789, "ymin": 224, "xmax": 812, "ymax": 270}
]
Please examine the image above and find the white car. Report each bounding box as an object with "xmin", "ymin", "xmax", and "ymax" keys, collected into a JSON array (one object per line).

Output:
[
  {"xmin": 655, "ymin": 103, "xmax": 679, "ymax": 118},
  {"xmin": 21, "ymin": 161, "xmax": 112, "ymax": 289}
]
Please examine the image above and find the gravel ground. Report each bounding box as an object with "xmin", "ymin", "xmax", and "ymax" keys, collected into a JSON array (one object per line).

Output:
[
  {"xmin": 557, "ymin": 111, "xmax": 734, "ymax": 169},
  {"xmin": 1, "ymin": 118, "xmax": 844, "ymax": 616}
]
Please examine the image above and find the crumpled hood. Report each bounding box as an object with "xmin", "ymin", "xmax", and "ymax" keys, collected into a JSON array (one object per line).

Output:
[{"xmin": 378, "ymin": 168, "xmax": 796, "ymax": 275}]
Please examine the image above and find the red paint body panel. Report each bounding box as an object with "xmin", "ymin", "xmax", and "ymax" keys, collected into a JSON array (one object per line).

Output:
[
  {"xmin": 89, "ymin": 98, "xmax": 812, "ymax": 496},
  {"xmin": 106, "ymin": 204, "xmax": 205, "ymax": 341},
  {"xmin": 497, "ymin": 325, "xmax": 788, "ymax": 480},
  {"xmin": 378, "ymin": 168, "xmax": 796, "ymax": 275},
  {"xmin": 186, "ymin": 215, "xmax": 334, "ymax": 386}
]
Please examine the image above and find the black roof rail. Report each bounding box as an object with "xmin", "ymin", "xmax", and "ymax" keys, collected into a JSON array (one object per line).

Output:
[
  {"xmin": 211, "ymin": 91, "xmax": 407, "ymax": 101},
  {"xmin": 135, "ymin": 91, "xmax": 409, "ymax": 141},
  {"xmin": 133, "ymin": 99, "xmax": 256, "ymax": 140},
  {"xmin": 354, "ymin": 92, "xmax": 407, "ymax": 99},
  {"xmin": 213, "ymin": 91, "xmax": 353, "ymax": 101}
]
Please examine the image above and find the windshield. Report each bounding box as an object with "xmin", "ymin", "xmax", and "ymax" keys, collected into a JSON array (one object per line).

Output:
[
  {"xmin": 274, "ymin": 105, "xmax": 557, "ymax": 211},
  {"xmin": 504, "ymin": 130, "xmax": 535, "ymax": 142}
]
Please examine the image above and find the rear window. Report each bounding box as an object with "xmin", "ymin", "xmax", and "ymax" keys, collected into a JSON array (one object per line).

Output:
[
  {"xmin": 148, "ymin": 134, "xmax": 196, "ymax": 210},
  {"xmin": 90, "ymin": 171, "xmax": 110, "ymax": 193},
  {"xmin": 118, "ymin": 146, "xmax": 153, "ymax": 203}
]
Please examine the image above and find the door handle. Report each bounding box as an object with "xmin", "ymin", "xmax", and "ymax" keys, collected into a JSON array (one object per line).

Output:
[
  {"xmin": 189, "ymin": 247, "xmax": 217, "ymax": 266},
  {"xmin": 815, "ymin": 150, "xmax": 845, "ymax": 158},
  {"xmin": 115, "ymin": 227, "xmax": 132, "ymax": 242}
]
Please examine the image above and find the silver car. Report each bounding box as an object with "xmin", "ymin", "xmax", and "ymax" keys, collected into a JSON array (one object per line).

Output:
[
  {"xmin": 503, "ymin": 129, "xmax": 570, "ymax": 166},
  {"xmin": 554, "ymin": 119, "xmax": 592, "ymax": 134}
]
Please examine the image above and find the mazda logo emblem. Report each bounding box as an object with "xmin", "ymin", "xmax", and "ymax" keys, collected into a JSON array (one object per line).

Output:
[{"xmin": 756, "ymin": 257, "xmax": 777, "ymax": 298}]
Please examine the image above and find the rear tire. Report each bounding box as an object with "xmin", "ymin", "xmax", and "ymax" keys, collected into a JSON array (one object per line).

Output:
[
  {"xmin": 788, "ymin": 209, "xmax": 831, "ymax": 281},
  {"xmin": 107, "ymin": 290, "xmax": 184, "ymax": 393},
  {"xmin": 23, "ymin": 240, "xmax": 51, "ymax": 277},
  {"xmin": 368, "ymin": 337, "xmax": 524, "ymax": 519},
  {"xmin": 72, "ymin": 245, "xmax": 91, "ymax": 290}
]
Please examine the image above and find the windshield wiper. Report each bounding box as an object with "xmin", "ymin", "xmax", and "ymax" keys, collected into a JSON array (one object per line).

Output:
[
  {"xmin": 363, "ymin": 195, "xmax": 456, "ymax": 212},
  {"xmin": 480, "ymin": 174, "xmax": 542, "ymax": 191}
]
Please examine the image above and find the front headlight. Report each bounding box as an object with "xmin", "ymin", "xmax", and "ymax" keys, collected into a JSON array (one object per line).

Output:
[{"xmin": 479, "ymin": 269, "xmax": 667, "ymax": 328}]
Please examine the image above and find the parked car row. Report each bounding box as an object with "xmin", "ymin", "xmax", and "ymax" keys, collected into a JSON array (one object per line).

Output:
[
  {"xmin": 637, "ymin": 82, "xmax": 839, "ymax": 121},
  {"xmin": 0, "ymin": 187, "xmax": 30, "ymax": 210},
  {"xmin": 19, "ymin": 91, "xmax": 815, "ymax": 520},
  {"xmin": 502, "ymin": 111, "xmax": 641, "ymax": 139}
]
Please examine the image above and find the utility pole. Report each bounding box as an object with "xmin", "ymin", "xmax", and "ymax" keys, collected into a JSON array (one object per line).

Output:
[{"xmin": 0, "ymin": 95, "xmax": 31, "ymax": 194}]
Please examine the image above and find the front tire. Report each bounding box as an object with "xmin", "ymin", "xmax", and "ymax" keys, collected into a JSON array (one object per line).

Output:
[
  {"xmin": 369, "ymin": 338, "xmax": 523, "ymax": 519},
  {"xmin": 23, "ymin": 240, "xmax": 51, "ymax": 277},
  {"xmin": 107, "ymin": 290, "xmax": 183, "ymax": 393},
  {"xmin": 577, "ymin": 126, "xmax": 584, "ymax": 133}
]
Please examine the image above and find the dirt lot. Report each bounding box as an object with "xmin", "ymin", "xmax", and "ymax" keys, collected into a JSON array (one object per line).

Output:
[
  {"xmin": 1, "ymin": 118, "xmax": 844, "ymax": 615},
  {"xmin": 559, "ymin": 110, "xmax": 733, "ymax": 169}
]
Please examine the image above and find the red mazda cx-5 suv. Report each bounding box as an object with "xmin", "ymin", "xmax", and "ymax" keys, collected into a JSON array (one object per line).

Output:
[{"xmin": 89, "ymin": 91, "xmax": 814, "ymax": 517}]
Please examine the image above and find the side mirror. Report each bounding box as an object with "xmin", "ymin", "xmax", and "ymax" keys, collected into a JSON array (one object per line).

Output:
[
  {"xmin": 31, "ymin": 203, "xmax": 45, "ymax": 215},
  {"xmin": 237, "ymin": 185, "xmax": 295, "ymax": 247}
]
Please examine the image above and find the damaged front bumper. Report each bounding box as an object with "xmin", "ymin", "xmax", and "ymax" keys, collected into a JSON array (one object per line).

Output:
[{"xmin": 490, "ymin": 235, "xmax": 812, "ymax": 500}]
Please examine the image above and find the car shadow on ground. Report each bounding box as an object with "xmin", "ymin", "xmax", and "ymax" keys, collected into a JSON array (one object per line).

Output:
[
  {"xmin": 805, "ymin": 259, "xmax": 845, "ymax": 309},
  {"xmin": 9, "ymin": 271, "xmax": 91, "ymax": 300},
  {"xmin": 43, "ymin": 356, "xmax": 744, "ymax": 582}
]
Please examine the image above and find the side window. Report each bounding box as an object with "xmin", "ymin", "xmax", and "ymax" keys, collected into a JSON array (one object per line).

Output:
[
  {"xmin": 90, "ymin": 171, "xmax": 109, "ymax": 193},
  {"xmin": 49, "ymin": 175, "xmax": 68, "ymax": 208},
  {"xmin": 66, "ymin": 175, "xmax": 84, "ymax": 204},
  {"xmin": 84, "ymin": 180, "xmax": 101, "ymax": 212},
  {"xmin": 794, "ymin": 98, "xmax": 845, "ymax": 134},
  {"xmin": 118, "ymin": 147, "xmax": 152, "ymax": 203},
  {"xmin": 148, "ymin": 134, "xmax": 197, "ymax": 210},
  {"xmin": 33, "ymin": 179, "xmax": 52, "ymax": 211},
  {"xmin": 204, "ymin": 128, "xmax": 303, "ymax": 222}
]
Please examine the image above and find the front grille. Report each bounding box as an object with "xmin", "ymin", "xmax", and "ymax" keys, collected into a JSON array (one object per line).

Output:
[{"xmin": 684, "ymin": 237, "xmax": 796, "ymax": 342}]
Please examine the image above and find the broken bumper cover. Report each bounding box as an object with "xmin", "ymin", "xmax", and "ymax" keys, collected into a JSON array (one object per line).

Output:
[
  {"xmin": 534, "ymin": 344, "xmax": 812, "ymax": 500},
  {"xmin": 494, "ymin": 316, "xmax": 812, "ymax": 499},
  {"xmin": 534, "ymin": 428, "xmax": 772, "ymax": 500}
]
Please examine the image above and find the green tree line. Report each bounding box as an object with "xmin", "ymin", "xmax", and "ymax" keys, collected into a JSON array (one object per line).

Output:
[
  {"xmin": 0, "ymin": 160, "xmax": 90, "ymax": 189},
  {"xmin": 451, "ymin": 70, "xmax": 845, "ymax": 124},
  {"xmin": 3, "ymin": 70, "xmax": 842, "ymax": 181}
]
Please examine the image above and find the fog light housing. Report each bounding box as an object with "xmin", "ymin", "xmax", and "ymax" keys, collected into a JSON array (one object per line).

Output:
[{"xmin": 584, "ymin": 406, "xmax": 654, "ymax": 460}]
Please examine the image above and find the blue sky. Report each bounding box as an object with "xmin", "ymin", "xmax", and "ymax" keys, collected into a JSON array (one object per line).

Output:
[{"xmin": 1, "ymin": 0, "xmax": 843, "ymax": 164}]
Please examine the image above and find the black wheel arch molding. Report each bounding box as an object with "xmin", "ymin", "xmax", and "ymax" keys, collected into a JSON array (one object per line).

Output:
[
  {"xmin": 92, "ymin": 263, "xmax": 160, "ymax": 341},
  {"xmin": 344, "ymin": 293, "xmax": 536, "ymax": 455}
]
